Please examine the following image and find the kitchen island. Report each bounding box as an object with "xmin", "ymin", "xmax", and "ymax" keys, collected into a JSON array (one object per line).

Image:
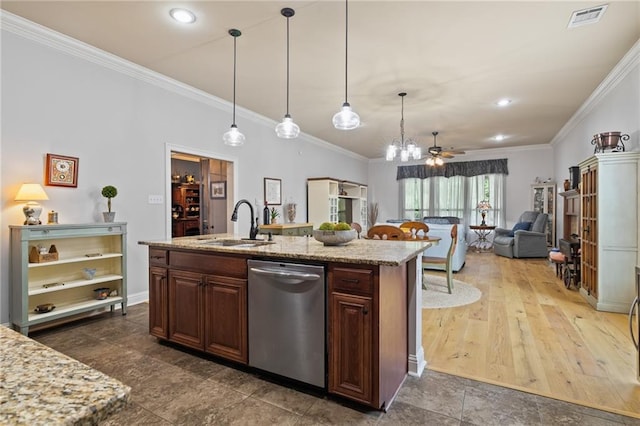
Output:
[
  {"xmin": 139, "ymin": 234, "xmax": 430, "ymax": 410},
  {"xmin": 0, "ymin": 325, "xmax": 130, "ymax": 425}
]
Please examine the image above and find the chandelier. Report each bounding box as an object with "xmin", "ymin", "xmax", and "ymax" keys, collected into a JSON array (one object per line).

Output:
[{"xmin": 386, "ymin": 92, "xmax": 421, "ymax": 162}]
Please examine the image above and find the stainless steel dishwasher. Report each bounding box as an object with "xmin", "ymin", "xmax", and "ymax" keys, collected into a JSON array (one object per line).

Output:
[{"xmin": 248, "ymin": 259, "xmax": 325, "ymax": 388}]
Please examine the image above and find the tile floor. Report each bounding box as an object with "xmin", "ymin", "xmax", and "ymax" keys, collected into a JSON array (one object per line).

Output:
[{"xmin": 30, "ymin": 303, "xmax": 640, "ymax": 425}]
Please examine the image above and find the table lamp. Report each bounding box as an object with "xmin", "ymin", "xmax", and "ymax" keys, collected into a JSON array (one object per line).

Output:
[
  {"xmin": 15, "ymin": 183, "xmax": 49, "ymax": 225},
  {"xmin": 477, "ymin": 200, "xmax": 492, "ymax": 226}
]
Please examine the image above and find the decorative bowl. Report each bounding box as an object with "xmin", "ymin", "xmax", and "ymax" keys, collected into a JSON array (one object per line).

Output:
[
  {"xmin": 34, "ymin": 303, "xmax": 55, "ymax": 314},
  {"xmin": 94, "ymin": 287, "xmax": 110, "ymax": 300},
  {"xmin": 83, "ymin": 268, "xmax": 97, "ymax": 280},
  {"xmin": 313, "ymin": 229, "xmax": 357, "ymax": 246}
]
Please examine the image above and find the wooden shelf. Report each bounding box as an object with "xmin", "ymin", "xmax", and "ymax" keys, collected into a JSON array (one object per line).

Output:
[
  {"xmin": 29, "ymin": 274, "xmax": 124, "ymax": 296},
  {"xmin": 28, "ymin": 253, "xmax": 122, "ymax": 268},
  {"xmin": 27, "ymin": 296, "xmax": 124, "ymax": 323}
]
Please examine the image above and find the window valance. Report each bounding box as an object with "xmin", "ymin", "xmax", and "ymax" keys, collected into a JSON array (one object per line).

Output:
[{"xmin": 396, "ymin": 158, "xmax": 508, "ymax": 180}]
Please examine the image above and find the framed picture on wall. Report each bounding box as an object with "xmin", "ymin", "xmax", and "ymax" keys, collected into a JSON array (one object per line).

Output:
[
  {"xmin": 264, "ymin": 177, "xmax": 281, "ymax": 205},
  {"xmin": 211, "ymin": 181, "xmax": 227, "ymax": 199},
  {"xmin": 45, "ymin": 153, "xmax": 79, "ymax": 187}
]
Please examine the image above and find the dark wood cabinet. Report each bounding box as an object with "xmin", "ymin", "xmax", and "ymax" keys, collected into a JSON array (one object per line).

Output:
[
  {"xmin": 560, "ymin": 189, "xmax": 579, "ymax": 240},
  {"xmin": 149, "ymin": 249, "xmax": 249, "ymax": 364},
  {"xmin": 204, "ymin": 275, "xmax": 247, "ymax": 363},
  {"xmin": 328, "ymin": 263, "xmax": 407, "ymax": 409},
  {"xmin": 329, "ymin": 291, "xmax": 373, "ymax": 404},
  {"xmin": 172, "ymin": 184, "xmax": 201, "ymax": 237},
  {"xmin": 149, "ymin": 266, "xmax": 168, "ymax": 338}
]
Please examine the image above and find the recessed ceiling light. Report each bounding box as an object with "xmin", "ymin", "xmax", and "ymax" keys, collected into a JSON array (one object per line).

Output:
[
  {"xmin": 170, "ymin": 8, "xmax": 196, "ymax": 24},
  {"xmin": 494, "ymin": 134, "xmax": 506, "ymax": 141},
  {"xmin": 496, "ymin": 99, "xmax": 511, "ymax": 107}
]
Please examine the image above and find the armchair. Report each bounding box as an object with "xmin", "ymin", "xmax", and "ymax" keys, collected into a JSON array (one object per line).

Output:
[{"xmin": 493, "ymin": 211, "xmax": 549, "ymax": 258}]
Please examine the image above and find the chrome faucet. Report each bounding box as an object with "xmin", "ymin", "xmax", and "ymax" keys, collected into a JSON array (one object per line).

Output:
[{"xmin": 231, "ymin": 199, "xmax": 259, "ymax": 240}]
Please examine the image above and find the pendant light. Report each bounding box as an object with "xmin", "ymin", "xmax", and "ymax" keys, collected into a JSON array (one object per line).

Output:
[
  {"xmin": 386, "ymin": 92, "xmax": 421, "ymax": 162},
  {"xmin": 223, "ymin": 29, "xmax": 245, "ymax": 146},
  {"xmin": 332, "ymin": 0, "xmax": 360, "ymax": 130},
  {"xmin": 275, "ymin": 8, "xmax": 300, "ymax": 139}
]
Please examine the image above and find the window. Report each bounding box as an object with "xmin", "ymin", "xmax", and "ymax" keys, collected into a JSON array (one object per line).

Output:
[{"xmin": 401, "ymin": 174, "xmax": 505, "ymax": 227}]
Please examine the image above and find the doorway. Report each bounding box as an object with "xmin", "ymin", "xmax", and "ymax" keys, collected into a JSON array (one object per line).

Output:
[{"xmin": 166, "ymin": 145, "xmax": 236, "ymax": 239}]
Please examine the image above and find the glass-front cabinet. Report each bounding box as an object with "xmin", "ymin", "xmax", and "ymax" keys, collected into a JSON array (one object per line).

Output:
[{"xmin": 531, "ymin": 183, "xmax": 556, "ymax": 246}]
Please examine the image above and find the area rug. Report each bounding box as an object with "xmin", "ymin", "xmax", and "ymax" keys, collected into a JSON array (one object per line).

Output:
[{"xmin": 422, "ymin": 274, "xmax": 482, "ymax": 309}]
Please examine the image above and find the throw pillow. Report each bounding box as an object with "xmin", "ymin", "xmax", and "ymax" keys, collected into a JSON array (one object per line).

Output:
[{"xmin": 508, "ymin": 221, "xmax": 532, "ymax": 237}]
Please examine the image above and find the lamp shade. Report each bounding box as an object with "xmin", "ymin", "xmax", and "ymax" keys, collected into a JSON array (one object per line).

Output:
[
  {"xmin": 15, "ymin": 183, "xmax": 49, "ymax": 201},
  {"xmin": 477, "ymin": 200, "xmax": 492, "ymax": 211}
]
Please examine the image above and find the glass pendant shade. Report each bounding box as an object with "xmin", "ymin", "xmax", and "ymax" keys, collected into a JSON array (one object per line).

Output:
[
  {"xmin": 223, "ymin": 124, "xmax": 245, "ymax": 146},
  {"xmin": 275, "ymin": 115, "xmax": 300, "ymax": 139},
  {"xmin": 386, "ymin": 145, "xmax": 396, "ymax": 161},
  {"xmin": 332, "ymin": 103, "xmax": 360, "ymax": 130},
  {"xmin": 334, "ymin": 0, "xmax": 359, "ymax": 130},
  {"xmin": 223, "ymin": 29, "xmax": 244, "ymax": 146},
  {"xmin": 276, "ymin": 8, "xmax": 300, "ymax": 139}
]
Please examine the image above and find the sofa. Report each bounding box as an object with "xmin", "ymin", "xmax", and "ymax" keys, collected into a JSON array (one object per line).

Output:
[
  {"xmin": 385, "ymin": 217, "xmax": 467, "ymax": 272},
  {"xmin": 493, "ymin": 211, "xmax": 549, "ymax": 258}
]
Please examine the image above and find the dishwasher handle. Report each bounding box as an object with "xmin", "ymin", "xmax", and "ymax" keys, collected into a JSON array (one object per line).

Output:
[
  {"xmin": 250, "ymin": 267, "xmax": 320, "ymax": 284},
  {"xmin": 630, "ymin": 296, "xmax": 639, "ymax": 351}
]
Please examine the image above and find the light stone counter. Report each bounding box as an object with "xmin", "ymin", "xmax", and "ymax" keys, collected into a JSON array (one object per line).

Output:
[
  {"xmin": 0, "ymin": 325, "xmax": 130, "ymax": 425},
  {"xmin": 138, "ymin": 234, "xmax": 431, "ymax": 266}
]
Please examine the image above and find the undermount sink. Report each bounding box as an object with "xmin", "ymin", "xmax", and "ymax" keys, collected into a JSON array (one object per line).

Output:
[{"xmin": 198, "ymin": 238, "xmax": 275, "ymax": 248}]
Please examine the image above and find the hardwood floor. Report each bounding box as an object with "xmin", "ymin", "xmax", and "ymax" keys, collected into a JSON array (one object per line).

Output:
[{"xmin": 423, "ymin": 251, "xmax": 640, "ymax": 418}]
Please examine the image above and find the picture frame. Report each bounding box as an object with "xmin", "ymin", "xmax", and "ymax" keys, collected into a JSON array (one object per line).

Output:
[
  {"xmin": 210, "ymin": 181, "xmax": 227, "ymax": 199},
  {"xmin": 45, "ymin": 153, "xmax": 79, "ymax": 187},
  {"xmin": 264, "ymin": 177, "xmax": 282, "ymax": 205}
]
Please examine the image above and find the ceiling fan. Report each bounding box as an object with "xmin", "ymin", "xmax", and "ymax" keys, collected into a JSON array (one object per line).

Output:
[{"xmin": 426, "ymin": 131, "xmax": 465, "ymax": 165}]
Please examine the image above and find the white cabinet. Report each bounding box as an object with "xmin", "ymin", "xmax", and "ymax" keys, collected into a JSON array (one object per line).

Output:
[
  {"xmin": 10, "ymin": 223, "xmax": 127, "ymax": 335},
  {"xmin": 307, "ymin": 178, "xmax": 368, "ymax": 229},
  {"xmin": 579, "ymin": 152, "xmax": 639, "ymax": 313},
  {"xmin": 531, "ymin": 183, "xmax": 556, "ymax": 246}
]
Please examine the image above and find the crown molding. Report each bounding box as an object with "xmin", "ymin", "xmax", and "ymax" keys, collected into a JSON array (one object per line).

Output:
[
  {"xmin": 0, "ymin": 10, "xmax": 366, "ymax": 162},
  {"xmin": 550, "ymin": 38, "xmax": 640, "ymax": 146}
]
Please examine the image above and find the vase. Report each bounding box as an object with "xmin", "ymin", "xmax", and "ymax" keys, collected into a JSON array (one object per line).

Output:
[
  {"xmin": 271, "ymin": 217, "xmax": 278, "ymax": 224},
  {"xmin": 103, "ymin": 212, "xmax": 116, "ymax": 222},
  {"xmin": 287, "ymin": 203, "xmax": 297, "ymax": 223},
  {"xmin": 563, "ymin": 179, "xmax": 570, "ymax": 191}
]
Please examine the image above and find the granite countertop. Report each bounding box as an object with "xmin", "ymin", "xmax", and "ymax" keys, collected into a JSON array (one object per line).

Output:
[
  {"xmin": 0, "ymin": 325, "xmax": 130, "ymax": 425},
  {"xmin": 139, "ymin": 234, "xmax": 431, "ymax": 266}
]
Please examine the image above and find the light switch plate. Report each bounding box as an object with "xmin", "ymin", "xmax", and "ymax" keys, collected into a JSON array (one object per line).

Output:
[{"xmin": 148, "ymin": 195, "xmax": 163, "ymax": 204}]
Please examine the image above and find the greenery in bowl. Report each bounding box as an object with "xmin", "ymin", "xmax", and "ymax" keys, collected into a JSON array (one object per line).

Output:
[{"xmin": 313, "ymin": 223, "xmax": 356, "ymax": 246}]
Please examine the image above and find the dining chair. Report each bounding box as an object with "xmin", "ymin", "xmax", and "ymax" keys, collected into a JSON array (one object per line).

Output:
[
  {"xmin": 366, "ymin": 225, "xmax": 406, "ymax": 240},
  {"xmin": 350, "ymin": 222, "xmax": 362, "ymax": 239},
  {"xmin": 399, "ymin": 221, "xmax": 429, "ymax": 239},
  {"xmin": 422, "ymin": 224, "xmax": 457, "ymax": 293}
]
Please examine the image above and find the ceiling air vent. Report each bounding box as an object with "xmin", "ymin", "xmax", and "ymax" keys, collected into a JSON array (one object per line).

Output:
[{"xmin": 568, "ymin": 4, "xmax": 608, "ymax": 28}]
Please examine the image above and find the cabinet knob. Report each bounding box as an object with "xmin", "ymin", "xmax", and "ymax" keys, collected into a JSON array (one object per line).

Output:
[
  {"xmin": 362, "ymin": 306, "xmax": 369, "ymax": 315},
  {"xmin": 341, "ymin": 278, "xmax": 359, "ymax": 284}
]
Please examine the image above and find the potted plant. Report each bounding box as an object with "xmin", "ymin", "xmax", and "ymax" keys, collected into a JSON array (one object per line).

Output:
[
  {"xmin": 101, "ymin": 185, "xmax": 118, "ymax": 222},
  {"xmin": 269, "ymin": 207, "xmax": 280, "ymax": 224}
]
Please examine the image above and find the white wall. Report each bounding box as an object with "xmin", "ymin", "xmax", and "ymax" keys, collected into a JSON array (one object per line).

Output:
[
  {"xmin": 0, "ymin": 17, "xmax": 368, "ymax": 324},
  {"xmin": 552, "ymin": 40, "xmax": 640, "ymax": 241}
]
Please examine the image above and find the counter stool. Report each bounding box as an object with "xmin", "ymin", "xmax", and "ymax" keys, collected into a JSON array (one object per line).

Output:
[{"xmin": 549, "ymin": 251, "xmax": 566, "ymax": 278}]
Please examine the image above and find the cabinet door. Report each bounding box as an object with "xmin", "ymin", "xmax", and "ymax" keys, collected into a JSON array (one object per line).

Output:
[
  {"xmin": 581, "ymin": 165, "xmax": 598, "ymax": 299},
  {"xmin": 149, "ymin": 267, "xmax": 168, "ymax": 339},
  {"xmin": 329, "ymin": 292, "xmax": 373, "ymax": 405},
  {"xmin": 168, "ymin": 270, "xmax": 204, "ymax": 349},
  {"xmin": 203, "ymin": 275, "xmax": 248, "ymax": 364}
]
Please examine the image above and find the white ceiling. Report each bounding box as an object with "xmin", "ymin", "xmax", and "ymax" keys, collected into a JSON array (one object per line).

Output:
[{"xmin": 2, "ymin": 1, "xmax": 639, "ymax": 159}]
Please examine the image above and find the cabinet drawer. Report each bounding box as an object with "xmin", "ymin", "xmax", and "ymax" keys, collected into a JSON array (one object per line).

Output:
[
  {"xmin": 170, "ymin": 251, "xmax": 248, "ymax": 279},
  {"xmin": 331, "ymin": 266, "xmax": 373, "ymax": 295},
  {"xmin": 149, "ymin": 249, "xmax": 168, "ymax": 266}
]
